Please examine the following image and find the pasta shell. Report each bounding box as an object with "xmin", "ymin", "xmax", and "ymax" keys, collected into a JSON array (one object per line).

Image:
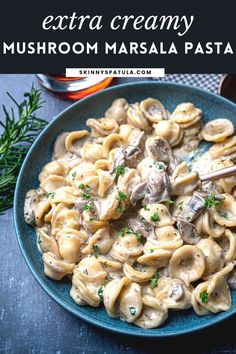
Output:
[
  {"xmin": 155, "ymin": 277, "xmax": 192, "ymax": 309},
  {"xmin": 153, "ymin": 120, "xmax": 183, "ymax": 147},
  {"xmin": 86, "ymin": 118, "xmax": 119, "ymax": 137},
  {"xmin": 140, "ymin": 98, "xmax": 168, "ymax": 123},
  {"xmin": 105, "ymin": 98, "xmax": 129, "ymax": 124},
  {"xmin": 139, "ymin": 203, "xmax": 175, "ymax": 228},
  {"xmin": 65, "ymin": 130, "xmax": 89, "ymax": 154},
  {"xmin": 137, "ymin": 249, "xmax": 173, "ymax": 268},
  {"xmin": 209, "ymin": 136, "xmax": 236, "ymax": 158},
  {"xmin": 134, "ymin": 295, "xmax": 168, "ymax": 329},
  {"xmin": 211, "ymin": 194, "xmax": 236, "ymax": 227},
  {"xmin": 169, "ymin": 245, "xmax": 205, "ymax": 285},
  {"xmin": 81, "ymin": 227, "xmax": 114, "ymax": 255},
  {"xmin": 194, "ymin": 274, "xmax": 231, "ymax": 313},
  {"xmin": 123, "ymin": 263, "xmax": 156, "ymax": 283},
  {"xmin": 119, "ymin": 283, "xmax": 143, "ymax": 322},
  {"xmin": 58, "ymin": 233, "xmax": 82, "ymax": 263},
  {"xmin": 39, "ymin": 161, "xmax": 69, "ymax": 182},
  {"xmin": 197, "ymin": 239, "xmax": 225, "ymax": 278},
  {"xmin": 171, "ymin": 162, "xmax": 199, "ymax": 196},
  {"xmin": 216, "ymin": 229, "xmax": 236, "ymax": 264},
  {"xmin": 75, "ymin": 256, "xmax": 107, "ymax": 283},
  {"xmin": 170, "ymin": 103, "xmax": 202, "ymax": 128},
  {"xmin": 103, "ymin": 277, "xmax": 131, "ymax": 318},
  {"xmin": 109, "ymin": 233, "xmax": 143, "ymax": 264},
  {"xmin": 36, "ymin": 227, "xmax": 60, "ymax": 257},
  {"xmin": 43, "ymin": 251, "xmax": 75, "ymax": 280},
  {"xmin": 127, "ymin": 103, "xmax": 150, "ymax": 131},
  {"xmin": 201, "ymin": 119, "xmax": 234, "ymax": 143}
]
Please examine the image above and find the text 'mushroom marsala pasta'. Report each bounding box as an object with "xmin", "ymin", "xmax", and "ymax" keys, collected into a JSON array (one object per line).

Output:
[{"xmin": 24, "ymin": 97, "xmax": 236, "ymax": 329}]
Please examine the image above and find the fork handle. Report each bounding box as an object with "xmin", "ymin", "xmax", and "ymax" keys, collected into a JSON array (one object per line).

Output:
[{"xmin": 199, "ymin": 164, "xmax": 236, "ymax": 182}]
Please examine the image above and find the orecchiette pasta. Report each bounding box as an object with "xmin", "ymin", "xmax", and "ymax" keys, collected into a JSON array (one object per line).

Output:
[{"xmin": 24, "ymin": 96, "xmax": 236, "ymax": 330}]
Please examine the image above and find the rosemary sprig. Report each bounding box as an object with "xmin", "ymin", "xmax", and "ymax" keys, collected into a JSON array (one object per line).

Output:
[{"xmin": 0, "ymin": 85, "xmax": 47, "ymax": 215}]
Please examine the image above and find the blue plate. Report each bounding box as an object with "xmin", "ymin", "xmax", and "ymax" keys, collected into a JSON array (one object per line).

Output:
[{"xmin": 14, "ymin": 81, "xmax": 236, "ymax": 337}]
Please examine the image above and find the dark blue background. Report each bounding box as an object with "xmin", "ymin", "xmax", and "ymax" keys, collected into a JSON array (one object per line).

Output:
[{"xmin": 1, "ymin": 75, "xmax": 236, "ymax": 353}]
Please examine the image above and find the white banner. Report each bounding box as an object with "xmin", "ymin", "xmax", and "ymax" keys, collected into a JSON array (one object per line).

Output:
[{"xmin": 66, "ymin": 68, "xmax": 165, "ymax": 78}]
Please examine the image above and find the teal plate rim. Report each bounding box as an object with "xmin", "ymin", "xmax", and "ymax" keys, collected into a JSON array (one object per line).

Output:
[{"xmin": 13, "ymin": 81, "xmax": 236, "ymax": 337}]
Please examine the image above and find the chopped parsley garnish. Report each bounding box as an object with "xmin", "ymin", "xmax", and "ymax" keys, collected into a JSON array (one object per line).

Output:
[
  {"xmin": 150, "ymin": 271, "xmax": 159, "ymax": 289},
  {"xmin": 46, "ymin": 192, "xmax": 55, "ymax": 199},
  {"xmin": 150, "ymin": 249, "xmax": 154, "ymax": 253},
  {"xmin": 89, "ymin": 217, "xmax": 94, "ymax": 222},
  {"xmin": 119, "ymin": 227, "xmax": 133, "ymax": 237},
  {"xmin": 119, "ymin": 227, "xmax": 144, "ymax": 242},
  {"xmin": 204, "ymin": 194, "xmax": 222, "ymax": 209},
  {"xmin": 82, "ymin": 192, "xmax": 91, "ymax": 200},
  {"xmin": 136, "ymin": 233, "xmax": 145, "ymax": 243},
  {"xmin": 97, "ymin": 286, "xmax": 104, "ymax": 300},
  {"xmin": 216, "ymin": 210, "xmax": 229, "ymax": 219},
  {"xmin": 166, "ymin": 199, "xmax": 175, "ymax": 206},
  {"xmin": 143, "ymin": 205, "xmax": 149, "ymax": 211},
  {"xmin": 116, "ymin": 190, "xmax": 128, "ymax": 203},
  {"xmin": 200, "ymin": 291, "xmax": 208, "ymax": 304},
  {"xmin": 83, "ymin": 204, "xmax": 93, "ymax": 211},
  {"xmin": 38, "ymin": 238, "xmax": 42, "ymax": 244},
  {"xmin": 153, "ymin": 161, "xmax": 165, "ymax": 170},
  {"xmin": 92, "ymin": 244, "xmax": 100, "ymax": 256},
  {"xmin": 78, "ymin": 183, "xmax": 85, "ymax": 189},
  {"xmin": 129, "ymin": 306, "xmax": 137, "ymax": 316},
  {"xmin": 116, "ymin": 164, "xmax": 125, "ymax": 176},
  {"xmin": 116, "ymin": 190, "xmax": 128, "ymax": 213},
  {"xmin": 71, "ymin": 172, "xmax": 77, "ymax": 180},
  {"xmin": 150, "ymin": 212, "xmax": 160, "ymax": 223},
  {"xmin": 177, "ymin": 201, "xmax": 184, "ymax": 210},
  {"xmin": 185, "ymin": 216, "xmax": 191, "ymax": 221}
]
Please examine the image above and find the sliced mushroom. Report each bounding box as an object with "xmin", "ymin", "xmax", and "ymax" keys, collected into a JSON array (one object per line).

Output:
[
  {"xmin": 227, "ymin": 266, "xmax": 236, "ymax": 290},
  {"xmin": 145, "ymin": 136, "xmax": 172, "ymax": 164},
  {"xmin": 24, "ymin": 189, "xmax": 39, "ymax": 226},
  {"xmin": 177, "ymin": 220, "xmax": 201, "ymax": 245},
  {"xmin": 178, "ymin": 192, "xmax": 205, "ymax": 223},
  {"xmin": 130, "ymin": 180, "xmax": 147, "ymax": 205},
  {"xmin": 168, "ymin": 155, "xmax": 183, "ymax": 175},
  {"xmin": 127, "ymin": 217, "xmax": 156, "ymax": 239},
  {"xmin": 144, "ymin": 170, "xmax": 171, "ymax": 204}
]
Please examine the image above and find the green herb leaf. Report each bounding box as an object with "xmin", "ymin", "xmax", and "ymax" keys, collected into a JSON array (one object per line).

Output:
[
  {"xmin": 116, "ymin": 190, "xmax": 128, "ymax": 203},
  {"xmin": 92, "ymin": 244, "xmax": 100, "ymax": 257},
  {"xmin": 0, "ymin": 85, "xmax": 47, "ymax": 214},
  {"xmin": 46, "ymin": 192, "xmax": 55, "ymax": 199},
  {"xmin": 78, "ymin": 183, "xmax": 85, "ymax": 189},
  {"xmin": 71, "ymin": 172, "xmax": 77, "ymax": 180},
  {"xmin": 216, "ymin": 210, "xmax": 229, "ymax": 219},
  {"xmin": 89, "ymin": 217, "xmax": 94, "ymax": 222},
  {"xmin": 166, "ymin": 199, "xmax": 175, "ymax": 206},
  {"xmin": 200, "ymin": 291, "xmax": 208, "ymax": 304},
  {"xmin": 119, "ymin": 227, "xmax": 133, "ymax": 237},
  {"xmin": 153, "ymin": 161, "xmax": 165, "ymax": 170},
  {"xmin": 150, "ymin": 271, "xmax": 159, "ymax": 289},
  {"xmin": 97, "ymin": 286, "xmax": 104, "ymax": 300},
  {"xmin": 116, "ymin": 164, "xmax": 125, "ymax": 176},
  {"xmin": 204, "ymin": 194, "xmax": 222, "ymax": 209},
  {"xmin": 177, "ymin": 201, "xmax": 184, "ymax": 210},
  {"xmin": 82, "ymin": 192, "xmax": 91, "ymax": 200},
  {"xmin": 129, "ymin": 306, "xmax": 137, "ymax": 316},
  {"xmin": 83, "ymin": 204, "xmax": 93, "ymax": 211},
  {"xmin": 150, "ymin": 212, "xmax": 160, "ymax": 222}
]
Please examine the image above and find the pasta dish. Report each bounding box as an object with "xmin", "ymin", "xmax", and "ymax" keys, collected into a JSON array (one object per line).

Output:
[{"xmin": 24, "ymin": 97, "xmax": 236, "ymax": 329}]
